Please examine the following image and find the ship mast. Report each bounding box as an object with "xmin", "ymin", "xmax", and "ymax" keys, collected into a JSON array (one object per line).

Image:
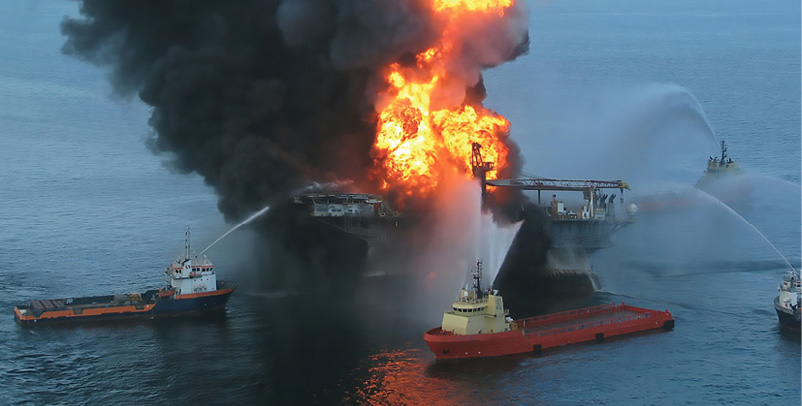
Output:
[
  {"xmin": 472, "ymin": 260, "xmax": 484, "ymax": 299},
  {"xmin": 185, "ymin": 228, "xmax": 191, "ymax": 261}
]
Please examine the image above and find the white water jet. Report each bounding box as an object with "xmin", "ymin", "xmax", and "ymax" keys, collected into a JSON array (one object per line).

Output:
[
  {"xmin": 414, "ymin": 177, "xmax": 522, "ymax": 294},
  {"xmin": 742, "ymin": 173, "xmax": 802, "ymax": 193},
  {"xmin": 199, "ymin": 205, "xmax": 271, "ymax": 256},
  {"xmin": 590, "ymin": 274, "xmax": 600, "ymax": 291},
  {"xmin": 695, "ymin": 189, "xmax": 796, "ymax": 271},
  {"xmin": 514, "ymin": 82, "xmax": 720, "ymax": 185},
  {"xmin": 475, "ymin": 213, "xmax": 522, "ymax": 286}
]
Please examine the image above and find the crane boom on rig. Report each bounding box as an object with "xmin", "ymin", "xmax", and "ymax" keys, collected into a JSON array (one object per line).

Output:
[
  {"xmin": 470, "ymin": 142, "xmax": 631, "ymax": 216},
  {"xmin": 469, "ymin": 142, "xmax": 628, "ymax": 194},
  {"xmin": 471, "ymin": 142, "xmax": 494, "ymax": 197},
  {"xmin": 484, "ymin": 177, "xmax": 630, "ymax": 211},
  {"xmin": 486, "ymin": 178, "xmax": 629, "ymax": 192}
]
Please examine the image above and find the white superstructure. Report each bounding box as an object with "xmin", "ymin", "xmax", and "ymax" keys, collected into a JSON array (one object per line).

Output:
[
  {"xmin": 165, "ymin": 229, "xmax": 217, "ymax": 295},
  {"xmin": 440, "ymin": 260, "xmax": 512, "ymax": 335},
  {"xmin": 777, "ymin": 271, "xmax": 801, "ymax": 312}
]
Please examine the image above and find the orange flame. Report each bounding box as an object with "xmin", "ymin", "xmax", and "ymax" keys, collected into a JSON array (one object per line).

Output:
[
  {"xmin": 370, "ymin": 0, "xmax": 514, "ymax": 202},
  {"xmin": 433, "ymin": 0, "xmax": 513, "ymax": 15}
]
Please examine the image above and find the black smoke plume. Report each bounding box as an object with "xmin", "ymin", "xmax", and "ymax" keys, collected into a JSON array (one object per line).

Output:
[{"xmin": 61, "ymin": 0, "xmax": 530, "ymax": 291}]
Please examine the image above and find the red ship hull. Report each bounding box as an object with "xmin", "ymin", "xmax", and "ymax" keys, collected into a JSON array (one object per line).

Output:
[{"xmin": 424, "ymin": 303, "xmax": 674, "ymax": 360}]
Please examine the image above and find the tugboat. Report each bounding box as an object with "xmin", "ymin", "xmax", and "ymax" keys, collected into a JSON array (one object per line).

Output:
[
  {"xmin": 774, "ymin": 271, "xmax": 801, "ymax": 331},
  {"xmin": 423, "ymin": 260, "xmax": 674, "ymax": 360},
  {"xmin": 635, "ymin": 139, "xmax": 746, "ymax": 213},
  {"xmin": 13, "ymin": 230, "xmax": 236, "ymax": 325},
  {"xmin": 696, "ymin": 140, "xmax": 741, "ymax": 189}
]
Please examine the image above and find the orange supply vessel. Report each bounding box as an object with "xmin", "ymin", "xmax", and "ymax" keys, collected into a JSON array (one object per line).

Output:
[
  {"xmin": 13, "ymin": 229, "xmax": 236, "ymax": 326},
  {"xmin": 423, "ymin": 261, "xmax": 674, "ymax": 360}
]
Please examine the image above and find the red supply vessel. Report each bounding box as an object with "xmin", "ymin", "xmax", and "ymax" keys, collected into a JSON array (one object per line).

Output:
[{"xmin": 423, "ymin": 261, "xmax": 674, "ymax": 360}]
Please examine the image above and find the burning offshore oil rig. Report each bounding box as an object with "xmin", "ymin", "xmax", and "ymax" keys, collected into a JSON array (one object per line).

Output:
[
  {"xmin": 62, "ymin": 0, "xmax": 637, "ymax": 314},
  {"xmin": 291, "ymin": 143, "xmax": 635, "ymax": 315}
]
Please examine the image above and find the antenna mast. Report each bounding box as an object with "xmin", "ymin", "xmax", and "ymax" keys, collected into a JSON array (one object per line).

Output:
[
  {"xmin": 185, "ymin": 228, "xmax": 191, "ymax": 260},
  {"xmin": 472, "ymin": 260, "xmax": 484, "ymax": 299}
]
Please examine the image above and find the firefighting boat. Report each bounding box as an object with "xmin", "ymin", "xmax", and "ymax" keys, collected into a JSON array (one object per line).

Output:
[
  {"xmin": 423, "ymin": 260, "xmax": 674, "ymax": 360},
  {"xmin": 13, "ymin": 230, "xmax": 236, "ymax": 325},
  {"xmin": 774, "ymin": 270, "xmax": 801, "ymax": 331},
  {"xmin": 696, "ymin": 140, "xmax": 741, "ymax": 189}
]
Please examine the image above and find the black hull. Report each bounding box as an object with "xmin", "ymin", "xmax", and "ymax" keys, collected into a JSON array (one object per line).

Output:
[
  {"xmin": 152, "ymin": 290, "xmax": 233, "ymax": 314},
  {"xmin": 774, "ymin": 297, "xmax": 800, "ymax": 331}
]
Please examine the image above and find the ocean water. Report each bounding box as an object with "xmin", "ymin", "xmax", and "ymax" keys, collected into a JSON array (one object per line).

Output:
[{"xmin": 1, "ymin": 1, "xmax": 799, "ymax": 405}]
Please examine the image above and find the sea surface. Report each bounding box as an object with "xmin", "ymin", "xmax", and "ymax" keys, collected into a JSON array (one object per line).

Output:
[{"xmin": 1, "ymin": 1, "xmax": 799, "ymax": 405}]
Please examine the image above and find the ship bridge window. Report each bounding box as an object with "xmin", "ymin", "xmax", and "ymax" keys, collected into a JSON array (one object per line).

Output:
[{"xmin": 453, "ymin": 307, "xmax": 485, "ymax": 313}]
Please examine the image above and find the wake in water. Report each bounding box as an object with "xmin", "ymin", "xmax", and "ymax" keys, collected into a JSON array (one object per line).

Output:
[{"xmin": 199, "ymin": 205, "xmax": 271, "ymax": 256}]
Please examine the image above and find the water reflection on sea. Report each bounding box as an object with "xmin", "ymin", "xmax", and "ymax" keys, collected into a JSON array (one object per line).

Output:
[{"xmin": 1, "ymin": 0, "xmax": 799, "ymax": 404}]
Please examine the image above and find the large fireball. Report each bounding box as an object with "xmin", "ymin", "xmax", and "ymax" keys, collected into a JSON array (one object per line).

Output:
[{"xmin": 370, "ymin": 0, "xmax": 516, "ymax": 203}]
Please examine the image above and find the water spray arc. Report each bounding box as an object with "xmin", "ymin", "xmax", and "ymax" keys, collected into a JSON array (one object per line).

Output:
[
  {"xmin": 696, "ymin": 189, "xmax": 797, "ymax": 272},
  {"xmin": 198, "ymin": 206, "xmax": 271, "ymax": 256}
]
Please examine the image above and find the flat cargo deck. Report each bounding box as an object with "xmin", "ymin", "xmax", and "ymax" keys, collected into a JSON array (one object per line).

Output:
[
  {"xmin": 14, "ymin": 282, "xmax": 237, "ymax": 325},
  {"xmin": 515, "ymin": 303, "xmax": 655, "ymax": 335},
  {"xmin": 424, "ymin": 302, "xmax": 674, "ymax": 360}
]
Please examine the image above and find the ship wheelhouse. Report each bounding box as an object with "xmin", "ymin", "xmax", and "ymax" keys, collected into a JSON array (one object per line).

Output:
[
  {"xmin": 165, "ymin": 229, "xmax": 218, "ymax": 296},
  {"xmin": 440, "ymin": 260, "xmax": 512, "ymax": 335}
]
